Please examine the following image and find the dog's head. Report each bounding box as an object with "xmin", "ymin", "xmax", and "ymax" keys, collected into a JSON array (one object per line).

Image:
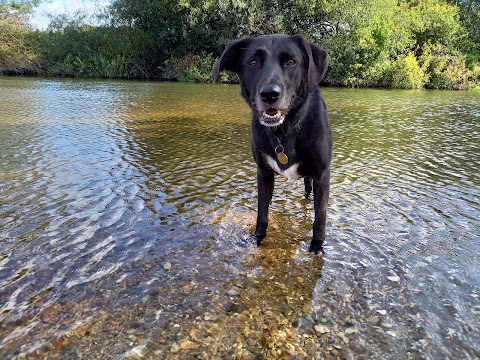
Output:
[{"xmin": 214, "ymin": 34, "xmax": 328, "ymax": 127}]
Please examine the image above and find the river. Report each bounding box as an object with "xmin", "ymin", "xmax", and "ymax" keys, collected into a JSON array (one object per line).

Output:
[{"xmin": 0, "ymin": 77, "xmax": 479, "ymax": 359}]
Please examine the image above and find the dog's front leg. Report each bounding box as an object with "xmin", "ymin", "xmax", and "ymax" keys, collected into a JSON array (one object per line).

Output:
[
  {"xmin": 310, "ymin": 169, "xmax": 330, "ymax": 254},
  {"xmin": 251, "ymin": 167, "xmax": 275, "ymax": 245}
]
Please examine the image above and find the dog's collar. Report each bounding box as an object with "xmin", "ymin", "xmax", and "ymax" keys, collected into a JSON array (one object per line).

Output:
[
  {"xmin": 268, "ymin": 115, "xmax": 302, "ymax": 142},
  {"xmin": 291, "ymin": 87, "xmax": 316, "ymax": 132},
  {"xmin": 292, "ymin": 116, "xmax": 304, "ymax": 132}
]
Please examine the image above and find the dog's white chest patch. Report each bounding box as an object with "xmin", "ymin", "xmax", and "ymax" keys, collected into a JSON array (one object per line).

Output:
[{"xmin": 264, "ymin": 155, "xmax": 301, "ymax": 181}]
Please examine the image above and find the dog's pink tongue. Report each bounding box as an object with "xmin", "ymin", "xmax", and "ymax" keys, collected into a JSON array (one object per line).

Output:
[{"xmin": 266, "ymin": 108, "xmax": 279, "ymax": 116}]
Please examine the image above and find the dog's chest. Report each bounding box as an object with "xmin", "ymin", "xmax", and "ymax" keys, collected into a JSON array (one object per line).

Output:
[{"xmin": 264, "ymin": 154, "xmax": 301, "ymax": 181}]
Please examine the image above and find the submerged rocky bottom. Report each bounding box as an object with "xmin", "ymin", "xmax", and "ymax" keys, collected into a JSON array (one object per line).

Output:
[{"xmin": 4, "ymin": 218, "xmax": 477, "ymax": 360}]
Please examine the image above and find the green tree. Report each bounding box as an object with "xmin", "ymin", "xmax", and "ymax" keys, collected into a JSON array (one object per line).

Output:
[
  {"xmin": 110, "ymin": 0, "xmax": 189, "ymax": 58},
  {"xmin": 0, "ymin": 0, "xmax": 41, "ymax": 74},
  {"xmin": 449, "ymin": 0, "xmax": 480, "ymax": 46},
  {"xmin": 407, "ymin": 0, "xmax": 463, "ymax": 49}
]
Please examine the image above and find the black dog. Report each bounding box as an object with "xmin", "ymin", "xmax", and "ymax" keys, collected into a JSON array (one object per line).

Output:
[{"xmin": 214, "ymin": 34, "xmax": 332, "ymax": 254}]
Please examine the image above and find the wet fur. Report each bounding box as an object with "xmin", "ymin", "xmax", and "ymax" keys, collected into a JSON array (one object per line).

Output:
[{"xmin": 214, "ymin": 34, "xmax": 332, "ymax": 254}]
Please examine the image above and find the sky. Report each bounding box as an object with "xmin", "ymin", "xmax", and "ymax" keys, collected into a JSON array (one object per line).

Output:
[{"xmin": 30, "ymin": 0, "xmax": 110, "ymax": 30}]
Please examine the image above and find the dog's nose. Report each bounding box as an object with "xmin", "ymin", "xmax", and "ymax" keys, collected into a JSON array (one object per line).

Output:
[{"xmin": 260, "ymin": 84, "xmax": 281, "ymax": 103}]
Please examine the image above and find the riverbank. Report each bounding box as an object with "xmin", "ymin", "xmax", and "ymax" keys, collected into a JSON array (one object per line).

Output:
[
  {"xmin": 2, "ymin": 0, "xmax": 480, "ymax": 90},
  {"xmin": 2, "ymin": 52, "xmax": 479, "ymax": 90}
]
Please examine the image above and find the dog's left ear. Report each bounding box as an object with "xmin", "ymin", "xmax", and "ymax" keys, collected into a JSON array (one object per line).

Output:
[
  {"xmin": 214, "ymin": 37, "xmax": 252, "ymax": 82},
  {"xmin": 292, "ymin": 35, "xmax": 328, "ymax": 92}
]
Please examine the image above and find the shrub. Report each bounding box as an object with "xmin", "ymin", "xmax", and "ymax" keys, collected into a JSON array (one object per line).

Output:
[
  {"xmin": 0, "ymin": 21, "xmax": 40, "ymax": 74},
  {"xmin": 324, "ymin": 45, "xmax": 359, "ymax": 87},
  {"xmin": 472, "ymin": 64, "xmax": 480, "ymax": 84},
  {"xmin": 389, "ymin": 53, "xmax": 426, "ymax": 89},
  {"xmin": 38, "ymin": 24, "xmax": 156, "ymax": 79},
  {"xmin": 161, "ymin": 53, "xmax": 216, "ymax": 82},
  {"xmin": 361, "ymin": 58, "xmax": 392, "ymax": 88},
  {"xmin": 429, "ymin": 56, "xmax": 472, "ymax": 90},
  {"xmin": 420, "ymin": 42, "xmax": 473, "ymax": 90}
]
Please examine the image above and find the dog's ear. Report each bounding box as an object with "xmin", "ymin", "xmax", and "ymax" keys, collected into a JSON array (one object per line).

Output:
[
  {"xmin": 214, "ymin": 37, "xmax": 252, "ymax": 82},
  {"xmin": 292, "ymin": 35, "xmax": 328, "ymax": 92}
]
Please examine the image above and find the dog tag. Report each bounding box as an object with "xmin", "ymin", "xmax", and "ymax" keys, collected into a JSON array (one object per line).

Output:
[
  {"xmin": 275, "ymin": 145, "xmax": 289, "ymax": 165},
  {"xmin": 277, "ymin": 152, "xmax": 289, "ymax": 164}
]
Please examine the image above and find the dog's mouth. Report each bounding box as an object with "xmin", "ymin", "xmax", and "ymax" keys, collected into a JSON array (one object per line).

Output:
[{"xmin": 259, "ymin": 108, "xmax": 285, "ymax": 127}]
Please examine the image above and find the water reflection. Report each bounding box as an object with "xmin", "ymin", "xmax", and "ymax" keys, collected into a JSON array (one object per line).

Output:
[{"xmin": 0, "ymin": 78, "xmax": 479, "ymax": 358}]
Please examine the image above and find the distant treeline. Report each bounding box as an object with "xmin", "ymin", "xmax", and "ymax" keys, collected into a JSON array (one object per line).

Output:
[{"xmin": 1, "ymin": 0, "xmax": 479, "ymax": 89}]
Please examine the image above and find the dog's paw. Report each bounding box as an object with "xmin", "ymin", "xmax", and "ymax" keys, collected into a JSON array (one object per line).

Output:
[
  {"xmin": 308, "ymin": 241, "xmax": 325, "ymax": 255},
  {"xmin": 241, "ymin": 233, "xmax": 265, "ymax": 248}
]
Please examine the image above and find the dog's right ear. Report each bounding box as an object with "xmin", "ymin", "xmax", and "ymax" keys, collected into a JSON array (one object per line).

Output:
[{"xmin": 214, "ymin": 37, "xmax": 252, "ymax": 82}]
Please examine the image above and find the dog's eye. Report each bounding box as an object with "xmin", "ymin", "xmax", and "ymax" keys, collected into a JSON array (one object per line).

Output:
[
  {"xmin": 249, "ymin": 59, "xmax": 259, "ymax": 67},
  {"xmin": 285, "ymin": 59, "xmax": 296, "ymax": 67}
]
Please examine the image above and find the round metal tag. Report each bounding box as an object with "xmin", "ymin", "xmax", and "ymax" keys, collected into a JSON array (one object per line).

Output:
[{"xmin": 277, "ymin": 152, "xmax": 289, "ymax": 164}]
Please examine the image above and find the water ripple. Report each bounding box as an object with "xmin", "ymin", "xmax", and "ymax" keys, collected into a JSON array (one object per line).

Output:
[{"xmin": 0, "ymin": 80, "xmax": 478, "ymax": 358}]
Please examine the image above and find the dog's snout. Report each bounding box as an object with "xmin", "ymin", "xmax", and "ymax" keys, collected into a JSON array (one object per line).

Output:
[{"xmin": 260, "ymin": 84, "xmax": 281, "ymax": 104}]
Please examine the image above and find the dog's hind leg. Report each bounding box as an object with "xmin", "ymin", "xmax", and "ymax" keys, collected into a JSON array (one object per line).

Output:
[
  {"xmin": 310, "ymin": 170, "xmax": 330, "ymax": 254},
  {"xmin": 304, "ymin": 177, "xmax": 313, "ymax": 199}
]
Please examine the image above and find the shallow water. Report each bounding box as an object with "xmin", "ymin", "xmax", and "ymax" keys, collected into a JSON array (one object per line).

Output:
[{"xmin": 0, "ymin": 77, "xmax": 479, "ymax": 359}]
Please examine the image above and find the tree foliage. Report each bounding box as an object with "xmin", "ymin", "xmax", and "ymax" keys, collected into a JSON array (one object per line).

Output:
[
  {"xmin": 0, "ymin": 0, "xmax": 41, "ymax": 74},
  {"xmin": 0, "ymin": 0, "xmax": 479, "ymax": 89}
]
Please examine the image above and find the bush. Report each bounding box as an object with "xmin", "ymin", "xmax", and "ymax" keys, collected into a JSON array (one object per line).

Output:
[
  {"xmin": 429, "ymin": 56, "xmax": 472, "ymax": 90},
  {"xmin": 161, "ymin": 53, "xmax": 216, "ymax": 82},
  {"xmin": 361, "ymin": 58, "xmax": 392, "ymax": 88},
  {"xmin": 38, "ymin": 24, "xmax": 156, "ymax": 78},
  {"xmin": 0, "ymin": 21, "xmax": 40, "ymax": 74},
  {"xmin": 324, "ymin": 44, "xmax": 359, "ymax": 87},
  {"xmin": 420, "ymin": 42, "xmax": 473, "ymax": 90},
  {"xmin": 389, "ymin": 53, "xmax": 426, "ymax": 89},
  {"xmin": 472, "ymin": 64, "xmax": 480, "ymax": 84}
]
